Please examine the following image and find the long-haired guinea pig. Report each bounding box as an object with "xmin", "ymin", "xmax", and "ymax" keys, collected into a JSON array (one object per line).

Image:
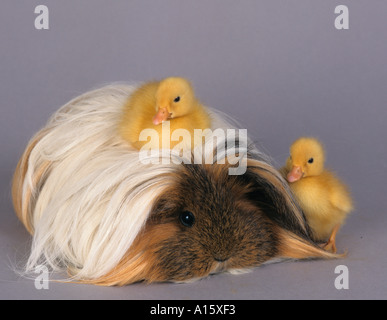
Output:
[{"xmin": 12, "ymin": 83, "xmax": 339, "ymax": 286}]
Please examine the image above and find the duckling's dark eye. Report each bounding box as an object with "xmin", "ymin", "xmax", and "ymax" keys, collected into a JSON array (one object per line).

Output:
[
  {"xmin": 308, "ymin": 158, "xmax": 314, "ymax": 164},
  {"xmin": 174, "ymin": 96, "xmax": 180, "ymax": 103},
  {"xmin": 179, "ymin": 211, "xmax": 195, "ymax": 227}
]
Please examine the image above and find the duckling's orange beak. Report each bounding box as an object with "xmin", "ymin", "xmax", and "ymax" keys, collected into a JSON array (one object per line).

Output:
[
  {"xmin": 152, "ymin": 107, "xmax": 170, "ymax": 125},
  {"xmin": 287, "ymin": 166, "xmax": 303, "ymax": 183}
]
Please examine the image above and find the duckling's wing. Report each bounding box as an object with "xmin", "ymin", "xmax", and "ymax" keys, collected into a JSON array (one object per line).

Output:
[{"xmin": 327, "ymin": 174, "xmax": 353, "ymax": 214}]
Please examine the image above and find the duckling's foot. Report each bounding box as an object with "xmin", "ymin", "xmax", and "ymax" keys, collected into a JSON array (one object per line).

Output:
[
  {"xmin": 321, "ymin": 224, "xmax": 341, "ymax": 253},
  {"xmin": 322, "ymin": 239, "xmax": 337, "ymax": 253}
]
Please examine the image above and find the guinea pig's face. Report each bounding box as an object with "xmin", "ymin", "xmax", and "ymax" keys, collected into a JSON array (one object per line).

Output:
[
  {"xmin": 135, "ymin": 164, "xmax": 279, "ymax": 283},
  {"xmin": 91, "ymin": 161, "xmax": 334, "ymax": 286}
]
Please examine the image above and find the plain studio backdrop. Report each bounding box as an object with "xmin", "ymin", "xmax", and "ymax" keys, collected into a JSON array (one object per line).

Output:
[{"xmin": 0, "ymin": 1, "xmax": 386, "ymax": 299}]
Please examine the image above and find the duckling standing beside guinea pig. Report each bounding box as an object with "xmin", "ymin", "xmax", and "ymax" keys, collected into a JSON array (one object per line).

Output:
[
  {"xmin": 280, "ymin": 137, "xmax": 353, "ymax": 253},
  {"xmin": 119, "ymin": 77, "xmax": 211, "ymax": 150}
]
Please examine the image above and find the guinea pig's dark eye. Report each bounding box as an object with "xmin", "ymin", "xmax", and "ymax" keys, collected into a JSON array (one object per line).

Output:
[
  {"xmin": 308, "ymin": 158, "xmax": 314, "ymax": 164},
  {"xmin": 174, "ymin": 96, "xmax": 180, "ymax": 103},
  {"xmin": 179, "ymin": 211, "xmax": 195, "ymax": 227}
]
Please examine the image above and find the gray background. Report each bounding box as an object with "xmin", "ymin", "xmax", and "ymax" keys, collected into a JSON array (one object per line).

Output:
[{"xmin": 1, "ymin": 0, "xmax": 386, "ymax": 300}]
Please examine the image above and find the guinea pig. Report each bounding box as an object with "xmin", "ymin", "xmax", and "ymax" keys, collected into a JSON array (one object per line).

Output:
[{"xmin": 12, "ymin": 83, "xmax": 339, "ymax": 286}]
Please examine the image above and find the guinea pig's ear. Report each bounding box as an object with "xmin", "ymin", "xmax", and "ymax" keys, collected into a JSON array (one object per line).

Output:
[
  {"xmin": 245, "ymin": 159, "xmax": 342, "ymax": 260},
  {"xmin": 244, "ymin": 159, "xmax": 312, "ymax": 239}
]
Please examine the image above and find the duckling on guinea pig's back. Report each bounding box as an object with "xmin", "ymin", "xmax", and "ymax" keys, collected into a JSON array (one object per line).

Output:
[{"xmin": 119, "ymin": 77, "xmax": 211, "ymax": 151}]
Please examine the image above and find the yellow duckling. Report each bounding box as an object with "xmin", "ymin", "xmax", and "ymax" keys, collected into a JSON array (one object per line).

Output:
[
  {"xmin": 281, "ymin": 137, "xmax": 353, "ymax": 253},
  {"xmin": 119, "ymin": 77, "xmax": 211, "ymax": 150}
]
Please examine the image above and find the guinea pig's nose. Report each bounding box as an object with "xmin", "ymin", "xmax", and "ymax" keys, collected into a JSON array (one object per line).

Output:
[{"xmin": 214, "ymin": 256, "xmax": 229, "ymax": 263}]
